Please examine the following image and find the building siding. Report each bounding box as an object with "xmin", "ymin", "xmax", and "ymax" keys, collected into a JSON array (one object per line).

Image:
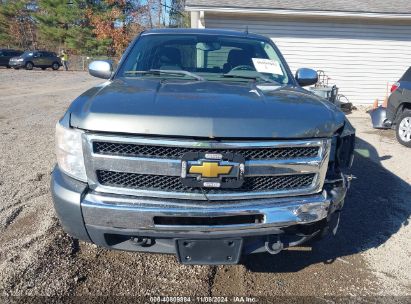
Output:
[{"xmin": 204, "ymin": 14, "xmax": 411, "ymax": 104}]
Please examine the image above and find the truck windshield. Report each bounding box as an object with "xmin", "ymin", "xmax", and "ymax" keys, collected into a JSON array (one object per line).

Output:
[{"xmin": 118, "ymin": 34, "xmax": 290, "ymax": 84}]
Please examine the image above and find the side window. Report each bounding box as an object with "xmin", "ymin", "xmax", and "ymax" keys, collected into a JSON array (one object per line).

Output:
[
  {"xmin": 177, "ymin": 45, "xmax": 196, "ymax": 69},
  {"xmin": 263, "ymin": 43, "xmax": 279, "ymax": 61},
  {"xmin": 150, "ymin": 44, "xmax": 195, "ymax": 70},
  {"xmin": 262, "ymin": 42, "xmax": 287, "ymax": 77},
  {"xmin": 400, "ymin": 67, "xmax": 411, "ymax": 82},
  {"xmin": 205, "ymin": 46, "xmax": 241, "ymax": 70},
  {"xmin": 128, "ymin": 51, "xmax": 141, "ymax": 71}
]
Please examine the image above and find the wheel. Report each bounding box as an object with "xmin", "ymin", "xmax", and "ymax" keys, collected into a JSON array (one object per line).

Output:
[
  {"xmin": 25, "ymin": 62, "xmax": 34, "ymax": 70},
  {"xmin": 6, "ymin": 65, "xmax": 11, "ymax": 69},
  {"xmin": 41, "ymin": 67, "xmax": 46, "ymax": 70},
  {"xmin": 51, "ymin": 62, "xmax": 60, "ymax": 70},
  {"xmin": 396, "ymin": 109, "xmax": 411, "ymax": 147}
]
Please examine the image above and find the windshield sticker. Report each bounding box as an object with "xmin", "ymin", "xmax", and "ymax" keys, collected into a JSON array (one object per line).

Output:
[{"xmin": 252, "ymin": 58, "xmax": 283, "ymax": 75}]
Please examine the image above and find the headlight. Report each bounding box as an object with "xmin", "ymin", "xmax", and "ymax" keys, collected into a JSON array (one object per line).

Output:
[
  {"xmin": 335, "ymin": 120, "xmax": 355, "ymax": 170},
  {"xmin": 55, "ymin": 122, "xmax": 87, "ymax": 182},
  {"xmin": 336, "ymin": 133, "xmax": 355, "ymax": 169},
  {"xmin": 17, "ymin": 58, "xmax": 23, "ymax": 61}
]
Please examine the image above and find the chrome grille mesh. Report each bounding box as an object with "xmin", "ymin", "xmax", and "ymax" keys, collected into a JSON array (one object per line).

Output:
[
  {"xmin": 93, "ymin": 142, "xmax": 319, "ymax": 160},
  {"xmin": 97, "ymin": 170, "xmax": 315, "ymax": 193},
  {"xmin": 85, "ymin": 135, "xmax": 329, "ymax": 200}
]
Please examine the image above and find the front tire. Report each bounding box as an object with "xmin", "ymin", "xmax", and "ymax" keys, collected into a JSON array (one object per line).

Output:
[
  {"xmin": 25, "ymin": 62, "xmax": 34, "ymax": 70},
  {"xmin": 396, "ymin": 109, "xmax": 411, "ymax": 147}
]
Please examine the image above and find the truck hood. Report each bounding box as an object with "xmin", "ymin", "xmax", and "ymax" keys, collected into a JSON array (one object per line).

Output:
[{"xmin": 69, "ymin": 78, "xmax": 345, "ymax": 138}]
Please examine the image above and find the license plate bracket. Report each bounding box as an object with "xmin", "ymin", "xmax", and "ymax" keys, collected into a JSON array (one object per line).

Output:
[{"xmin": 176, "ymin": 238, "xmax": 243, "ymax": 265}]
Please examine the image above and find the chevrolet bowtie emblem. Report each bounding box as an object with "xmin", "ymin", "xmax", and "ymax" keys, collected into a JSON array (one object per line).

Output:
[{"xmin": 189, "ymin": 162, "xmax": 233, "ymax": 178}]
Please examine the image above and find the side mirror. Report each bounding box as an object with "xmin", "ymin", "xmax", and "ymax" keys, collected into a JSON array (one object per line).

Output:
[
  {"xmin": 295, "ymin": 68, "xmax": 318, "ymax": 87},
  {"xmin": 88, "ymin": 60, "xmax": 113, "ymax": 79}
]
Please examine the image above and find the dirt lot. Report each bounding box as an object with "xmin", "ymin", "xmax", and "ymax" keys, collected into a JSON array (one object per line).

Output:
[{"xmin": 0, "ymin": 69, "xmax": 410, "ymax": 301}]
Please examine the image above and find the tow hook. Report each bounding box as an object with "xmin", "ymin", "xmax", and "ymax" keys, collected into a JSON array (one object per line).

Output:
[
  {"xmin": 265, "ymin": 236, "xmax": 284, "ymax": 255},
  {"xmin": 131, "ymin": 237, "xmax": 155, "ymax": 247}
]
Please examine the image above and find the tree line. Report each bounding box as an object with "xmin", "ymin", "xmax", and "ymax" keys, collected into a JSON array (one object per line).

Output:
[{"xmin": 0, "ymin": 0, "xmax": 188, "ymax": 57}]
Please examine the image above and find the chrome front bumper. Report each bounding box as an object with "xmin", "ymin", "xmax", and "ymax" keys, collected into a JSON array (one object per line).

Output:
[
  {"xmin": 52, "ymin": 166, "xmax": 347, "ymax": 256},
  {"xmin": 9, "ymin": 61, "xmax": 24, "ymax": 68},
  {"xmin": 81, "ymin": 191, "xmax": 330, "ymax": 234}
]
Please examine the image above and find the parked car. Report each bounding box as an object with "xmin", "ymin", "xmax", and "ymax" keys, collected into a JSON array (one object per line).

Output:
[
  {"xmin": 370, "ymin": 67, "xmax": 411, "ymax": 147},
  {"xmin": 0, "ymin": 49, "xmax": 23, "ymax": 68},
  {"xmin": 9, "ymin": 50, "xmax": 62, "ymax": 70},
  {"xmin": 52, "ymin": 28, "xmax": 355, "ymax": 265}
]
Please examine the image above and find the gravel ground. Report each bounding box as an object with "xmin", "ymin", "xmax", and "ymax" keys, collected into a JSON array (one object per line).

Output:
[{"xmin": 0, "ymin": 69, "xmax": 410, "ymax": 301}]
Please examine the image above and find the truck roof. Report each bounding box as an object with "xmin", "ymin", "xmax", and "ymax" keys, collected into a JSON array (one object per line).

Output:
[{"xmin": 141, "ymin": 28, "xmax": 269, "ymax": 41}]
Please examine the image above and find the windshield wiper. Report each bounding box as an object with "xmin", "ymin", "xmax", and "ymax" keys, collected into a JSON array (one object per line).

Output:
[
  {"xmin": 222, "ymin": 73, "xmax": 278, "ymax": 84},
  {"xmin": 124, "ymin": 69, "xmax": 205, "ymax": 81}
]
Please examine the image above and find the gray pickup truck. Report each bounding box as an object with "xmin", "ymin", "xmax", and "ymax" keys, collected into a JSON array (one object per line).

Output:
[{"xmin": 52, "ymin": 28, "xmax": 355, "ymax": 265}]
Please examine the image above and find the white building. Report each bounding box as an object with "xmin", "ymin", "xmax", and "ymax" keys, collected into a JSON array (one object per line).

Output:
[{"xmin": 186, "ymin": 0, "xmax": 411, "ymax": 104}]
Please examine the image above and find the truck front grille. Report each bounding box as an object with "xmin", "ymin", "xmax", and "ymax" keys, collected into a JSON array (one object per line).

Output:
[
  {"xmin": 97, "ymin": 170, "xmax": 316, "ymax": 193},
  {"xmin": 84, "ymin": 135, "xmax": 330, "ymax": 200},
  {"xmin": 93, "ymin": 142, "xmax": 319, "ymax": 160}
]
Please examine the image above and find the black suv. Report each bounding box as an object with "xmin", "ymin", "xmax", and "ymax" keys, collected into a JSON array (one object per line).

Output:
[
  {"xmin": 371, "ymin": 67, "xmax": 411, "ymax": 147},
  {"xmin": 0, "ymin": 49, "xmax": 23, "ymax": 68},
  {"xmin": 9, "ymin": 50, "xmax": 62, "ymax": 70}
]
